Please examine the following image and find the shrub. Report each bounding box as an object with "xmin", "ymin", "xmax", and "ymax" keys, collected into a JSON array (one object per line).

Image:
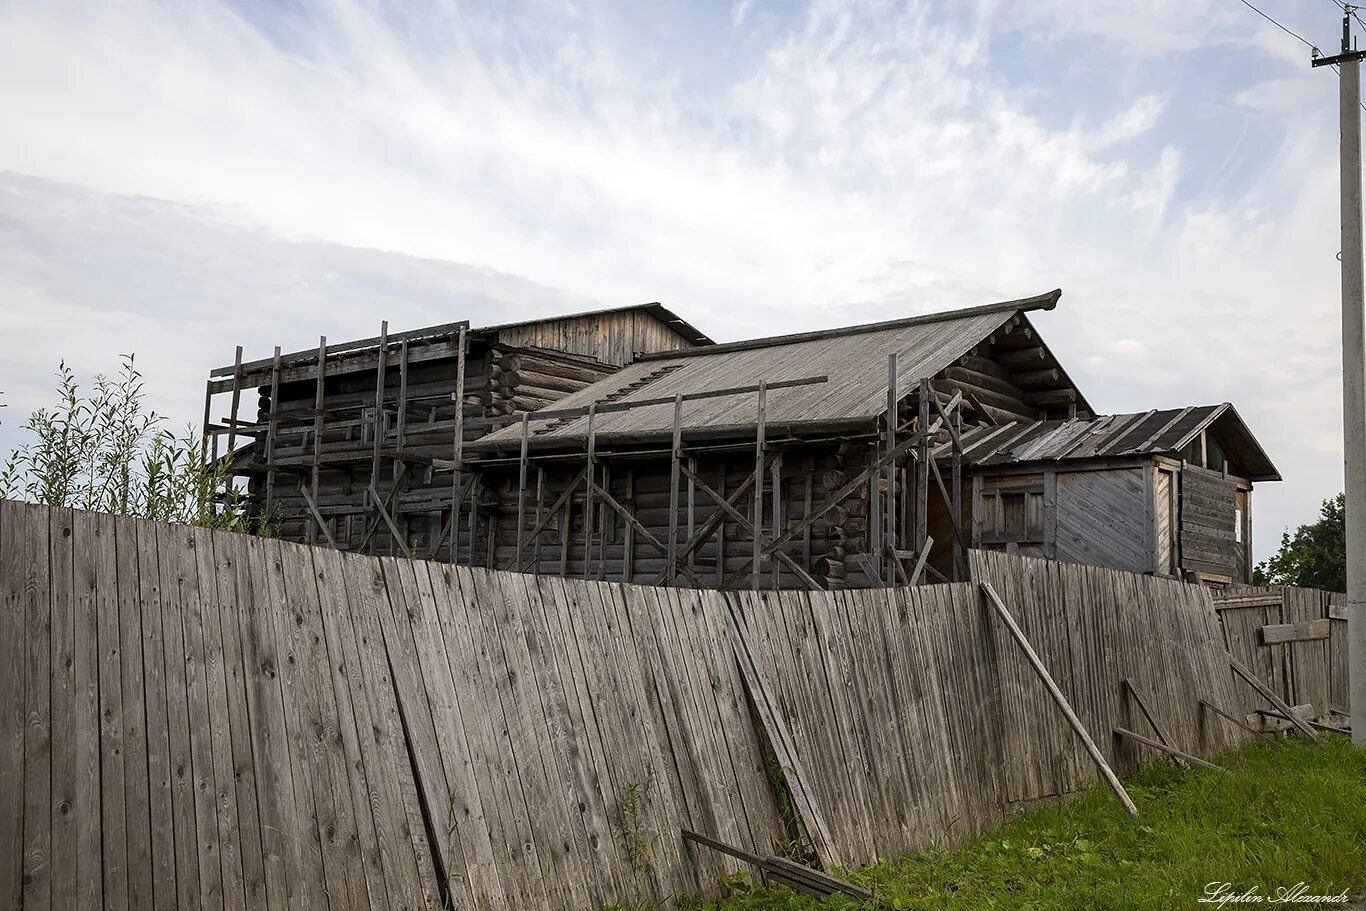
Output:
[{"xmin": 0, "ymin": 355, "xmax": 259, "ymax": 532}]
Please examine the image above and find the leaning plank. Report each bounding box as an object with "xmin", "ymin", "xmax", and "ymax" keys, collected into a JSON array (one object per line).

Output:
[
  {"xmin": 681, "ymin": 829, "xmax": 871, "ymax": 900},
  {"xmin": 979, "ymin": 583, "xmax": 1139, "ymax": 817},
  {"xmin": 1228, "ymin": 655, "xmax": 1319, "ymax": 741},
  {"xmin": 1121, "ymin": 678, "xmax": 1186, "ymax": 768},
  {"xmin": 724, "ymin": 598, "xmax": 839, "ymax": 864},
  {"xmin": 1212, "ymin": 594, "xmax": 1282, "ymax": 609},
  {"xmin": 1259, "ymin": 620, "xmax": 1331, "ymax": 646},
  {"xmin": 1112, "ymin": 728, "xmax": 1224, "ymax": 772}
]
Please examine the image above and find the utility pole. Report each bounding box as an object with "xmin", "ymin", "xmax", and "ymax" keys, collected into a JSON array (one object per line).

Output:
[{"xmin": 1314, "ymin": 7, "xmax": 1366, "ymax": 746}]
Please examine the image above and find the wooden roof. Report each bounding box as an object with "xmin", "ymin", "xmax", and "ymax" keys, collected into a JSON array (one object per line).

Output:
[
  {"xmin": 476, "ymin": 290, "xmax": 1064, "ymax": 451},
  {"xmin": 948, "ymin": 404, "xmax": 1280, "ymax": 481}
]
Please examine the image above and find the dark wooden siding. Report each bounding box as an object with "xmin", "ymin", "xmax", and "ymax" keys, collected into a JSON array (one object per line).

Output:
[
  {"xmin": 491, "ymin": 310, "xmax": 693, "ymax": 367},
  {"xmin": 1180, "ymin": 465, "xmax": 1239, "ymax": 580},
  {"xmin": 1054, "ymin": 468, "xmax": 1150, "ymax": 573}
]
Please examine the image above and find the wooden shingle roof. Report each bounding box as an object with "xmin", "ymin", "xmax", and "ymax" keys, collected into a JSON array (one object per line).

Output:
[
  {"xmin": 947, "ymin": 404, "xmax": 1280, "ymax": 481},
  {"xmin": 476, "ymin": 289, "xmax": 1064, "ymax": 451}
]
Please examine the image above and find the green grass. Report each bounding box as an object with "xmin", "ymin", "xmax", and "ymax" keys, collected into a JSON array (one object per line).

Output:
[{"xmin": 684, "ymin": 735, "xmax": 1366, "ymax": 911}]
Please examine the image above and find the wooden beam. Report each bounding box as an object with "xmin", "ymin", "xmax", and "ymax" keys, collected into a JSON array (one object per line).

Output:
[
  {"xmin": 668, "ymin": 393, "xmax": 683, "ymax": 583},
  {"xmin": 515, "ymin": 412, "xmax": 530, "ymax": 565},
  {"xmin": 264, "ymin": 345, "xmax": 282, "ymax": 521},
  {"xmin": 502, "ymin": 465, "xmax": 589, "ymax": 572},
  {"xmin": 679, "ymin": 463, "xmax": 824, "ymax": 591},
  {"xmin": 591, "ymin": 482, "xmax": 706, "ymax": 588},
  {"xmin": 1228, "ymin": 655, "xmax": 1319, "ymax": 741},
  {"xmin": 724, "ymin": 600, "xmax": 839, "ymax": 863},
  {"xmin": 309, "ymin": 336, "xmax": 326, "ymax": 544},
  {"xmin": 297, "ymin": 485, "xmax": 337, "ymax": 548},
  {"xmin": 367, "ymin": 483, "xmax": 413, "ymax": 559},
  {"xmin": 681, "ymin": 830, "xmax": 871, "ymax": 900},
  {"xmin": 1022, "ymin": 389, "xmax": 1076, "ymax": 407},
  {"xmin": 908, "ymin": 535, "xmax": 934, "ymax": 585},
  {"xmin": 997, "ymin": 346, "xmax": 1047, "ymax": 368},
  {"xmin": 980, "ymin": 582, "xmax": 1139, "ymax": 816},
  {"xmin": 1121, "ymin": 678, "xmax": 1187, "ymax": 768},
  {"xmin": 1199, "ymin": 698, "xmax": 1282, "ymax": 741},
  {"xmin": 1259, "ymin": 619, "xmax": 1331, "ymax": 645},
  {"xmin": 886, "ymin": 354, "xmax": 898, "ymax": 582},
  {"xmin": 1112, "ymin": 728, "xmax": 1225, "ymax": 772},
  {"xmin": 369, "ymin": 320, "xmax": 389, "ymax": 494},
  {"xmin": 653, "ymin": 452, "xmax": 777, "ymax": 586},
  {"xmin": 752, "ymin": 382, "xmax": 767, "ymax": 590},
  {"xmin": 715, "ymin": 393, "xmax": 963, "ymax": 591}
]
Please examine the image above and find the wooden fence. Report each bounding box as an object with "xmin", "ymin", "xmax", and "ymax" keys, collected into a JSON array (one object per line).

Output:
[{"xmin": 0, "ymin": 501, "xmax": 1345, "ymax": 909}]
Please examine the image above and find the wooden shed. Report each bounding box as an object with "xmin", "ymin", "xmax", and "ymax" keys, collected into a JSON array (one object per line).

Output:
[{"xmin": 956, "ymin": 405, "xmax": 1280, "ymax": 583}]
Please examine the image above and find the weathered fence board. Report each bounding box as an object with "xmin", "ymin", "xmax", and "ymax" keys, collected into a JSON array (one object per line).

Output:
[{"xmin": 0, "ymin": 500, "xmax": 1346, "ymax": 910}]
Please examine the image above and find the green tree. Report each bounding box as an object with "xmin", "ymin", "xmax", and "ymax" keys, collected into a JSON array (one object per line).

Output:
[
  {"xmin": 1253, "ymin": 493, "xmax": 1346, "ymax": 592},
  {"xmin": 0, "ymin": 355, "xmax": 259, "ymax": 532}
]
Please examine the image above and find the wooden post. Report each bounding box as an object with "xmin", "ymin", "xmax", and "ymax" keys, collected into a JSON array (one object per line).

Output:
[
  {"xmin": 264, "ymin": 346, "xmax": 282, "ymax": 524},
  {"xmin": 584, "ymin": 403, "xmax": 596, "ymax": 580},
  {"xmin": 752, "ymin": 381, "xmax": 767, "ymax": 590},
  {"xmin": 396, "ymin": 338, "xmax": 410, "ymax": 455},
  {"xmin": 310, "ymin": 336, "xmax": 327, "ymax": 544},
  {"xmin": 1112, "ymin": 728, "xmax": 1224, "ymax": 772},
  {"xmin": 515, "ymin": 412, "xmax": 530, "ymax": 567},
  {"xmin": 668, "ymin": 393, "xmax": 683, "ymax": 586},
  {"xmin": 533, "ymin": 467, "xmax": 545, "ymax": 576},
  {"xmin": 449, "ymin": 326, "xmax": 467, "ymax": 563},
  {"xmin": 370, "ymin": 320, "xmax": 389, "ymax": 497},
  {"xmin": 687, "ymin": 455, "xmax": 697, "ymax": 577},
  {"xmin": 952, "ymin": 408, "xmax": 963, "ymax": 580},
  {"xmin": 772, "ymin": 447, "xmax": 783, "ymax": 590},
  {"xmin": 225, "ymin": 345, "xmax": 243, "ymax": 462},
  {"xmin": 716, "ymin": 465, "xmax": 727, "ymax": 587},
  {"xmin": 916, "ymin": 377, "xmax": 930, "ymax": 553},
  {"xmin": 624, "ymin": 466, "xmax": 636, "ymax": 582},
  {"xmin": 981, "ymin": 582, "xmax": 1140, "ymax": 816},
  {"xmin": 886, "ymin": 353, "xmax": 897, "ymax": 582},
  {"xmin": 201, "ymin": 380, "xmax": 214, "ymax": 468}
]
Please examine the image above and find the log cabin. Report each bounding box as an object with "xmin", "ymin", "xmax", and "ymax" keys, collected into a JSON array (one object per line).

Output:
[{"xmin": 209, "ymin": 288, "xmax": 1278, "ymax": 587}]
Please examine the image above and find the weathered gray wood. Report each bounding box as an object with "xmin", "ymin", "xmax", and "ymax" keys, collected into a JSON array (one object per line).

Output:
[
  {"xmin": 1259, "ymin": 619, "xmax": 1331, "ymax": 645},
  {"xmin": 1111, "ymin": 728, "xmax": 1224, "ymax": 772},
  {"xmin": 979, "ymin": 582, "xmax": 1139, "ymax": 816},
  {"xmin": 71, "ymin": 511, "xmax": 107, "ymax": 909},
  {"xmin": 1229, "ymin": 655, "xmax": 1319, "ymax": 741}
]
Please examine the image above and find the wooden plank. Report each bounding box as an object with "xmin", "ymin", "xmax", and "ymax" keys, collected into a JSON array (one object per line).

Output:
[
  {"xmin": 192, "ymin": 527, "xmax": 245, "ymax": 910},
  {"xmin": 1111, "ymin": 728, "xmax": 1225, "ymax": 772},
  {"xmin": 1228, "ymin": 655, "xmax": 1319, "ymax": 741},
  {"xmin": 979, "ymin": 582, "xmax": 1139, "ymax": 816},
  {"xmin": 207, "ymin": 530, "xmax": 268, "ymax": 910},
  {"xmin": 83, "ymin": 513, "xmax": 126, "ymax": 911},
  {"xmin": 338, "ymin": 552, "xmax": 437, "ymax": 910},
  {"xmin": 255, "ymin": 538, "xmax": 329, "ymax": 911},
  {"xmin": 1121, "ymin": 677, "xmax": 1186, "ymax": 768},
  {"xmin": 16, "ymin": 502, "xmax": 51, "ymax": 906},
  {"xmin": 724, "ymin": 598, "xmax": 838, "ymax": 863},
  {"xmin": 135, "ymin": 519, "xmax": 177, "ymax": 909},
  {"xmin": 71, "ymin": 510, "xmax": 105, "ymax": 909},
  {"xmin": 0, "ymin": 503, "xmax": 32, "ymax": 909},
  {"xmin": 48, "ymin": 507, "xmax": 75, "ymax": 911},
  {"xmin": 1259, "ymin": 619, "xmax": 1331, "ymax": 645},
  {"xmin": 110, "ymin": 516, "xmax": 152, "ymax": 911},
  {"xmin": 379, "ymin": 557, "xmax": 477, "ymax": 910},
  {"xmin": 311, "ymin": 547, "xmax": 390, "ymax": 909}
]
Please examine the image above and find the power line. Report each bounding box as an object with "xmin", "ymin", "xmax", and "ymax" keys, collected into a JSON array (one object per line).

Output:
[
  {"xmin": 1237, "ymin": 0, "xmax": 1322, "ymax": 54},
  {"xmin": 1236, "ymin": 0, "xmax": 1366, "ymax": 112}
]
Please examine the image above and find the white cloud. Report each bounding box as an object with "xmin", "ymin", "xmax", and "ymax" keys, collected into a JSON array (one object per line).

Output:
[{"xmin": 0, "ymin": 0, "xmax": 1354, "ymax": 556}]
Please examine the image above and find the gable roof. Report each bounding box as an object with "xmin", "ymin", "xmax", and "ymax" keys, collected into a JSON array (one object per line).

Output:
[
  {"xmin": 208, "ymin": 301, "xmax": 712, "ymax": 389},
  {"xmin": 948, "ymin": 404, "xmax": 1280, "ymax": 481},
  {"xmin": 475, "ymin": 289, "xmax": 1071, "ymax": 451}
]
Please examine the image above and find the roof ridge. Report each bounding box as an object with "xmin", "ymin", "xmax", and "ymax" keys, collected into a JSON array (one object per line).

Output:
[{"xmin": 635, "ymin": 288, "xmax": 1061, "ymax": 363}]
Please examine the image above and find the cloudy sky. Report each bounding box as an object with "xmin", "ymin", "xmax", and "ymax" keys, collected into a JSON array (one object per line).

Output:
[{"xmin": 0, "ymin": 0, "xmax": 1356, "ymax": 557}]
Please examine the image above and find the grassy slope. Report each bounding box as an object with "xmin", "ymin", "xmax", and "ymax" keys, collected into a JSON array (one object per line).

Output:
[{"xmin": 682, "ymin": 735, "xmax": 1366, "ymax": 911}]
